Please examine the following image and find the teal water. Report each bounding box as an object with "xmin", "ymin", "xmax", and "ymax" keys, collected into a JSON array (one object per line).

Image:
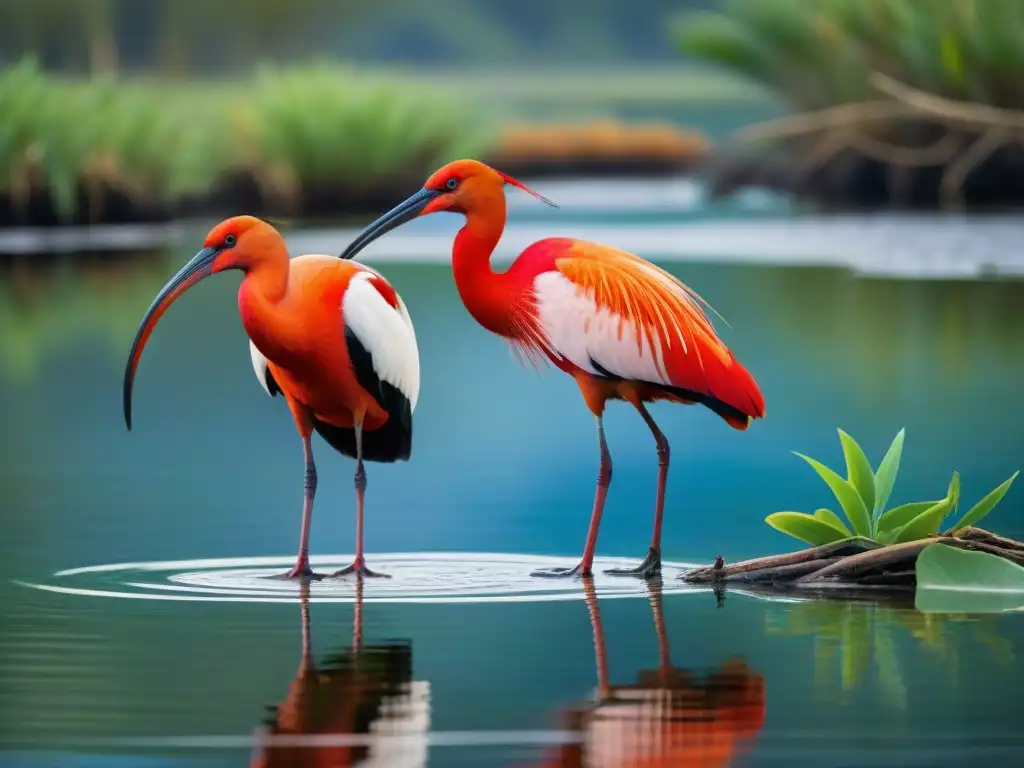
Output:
[{"xmin": 2, "ymin": 203, "xmax": 1024, "ymax": 766}]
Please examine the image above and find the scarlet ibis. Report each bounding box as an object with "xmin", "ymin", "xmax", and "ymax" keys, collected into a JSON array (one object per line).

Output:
[
  {"xmin": 252, "ymin": 581, "xmax": 428, "ymax": 768},
  {"xmin": 530, "ymin": 580, "xmax": 765, "ymax": 767},
  {"xmin": 340, "ymin": 160, "xmax": 764, "ymax": 579},
  {"xmin": 123, "ymin": 215, "xmax": 420, "ymax": 581}
]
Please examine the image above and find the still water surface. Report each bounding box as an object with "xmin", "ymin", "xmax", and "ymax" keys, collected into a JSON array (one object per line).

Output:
[{"xmin": 1, "ymin": 197, "xmax": 1023, "ymax": 766}]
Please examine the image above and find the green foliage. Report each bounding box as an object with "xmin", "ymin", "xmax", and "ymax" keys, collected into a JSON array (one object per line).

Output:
[
  {"xmin": 949, "ymin": 471, "xmax": 1020, "ymax": 533},
  {"xmin": 0, "ymin": 58, "xmax": 493, "ymax": 219},
  {"xmin": 246, "ymin": 63, "xmax": 494, "ymax": 191},
  {"xmin": 766, "ymin": 429, "xmax": 1018, "ymax": 548},
  {"xmin": 0, "ymin": 59, "xmax": 224, "ymax": 219},
  {"xmin": 916, "ymin": 543, "xmax": 1024, "ymax": 613},
  {"xmin": 765, "ymin": 511, "xmax": 851, "ymax": 546},
  {"xmin": 673, "ymin": 0, "xmax": 1024, "ymax": 111}
]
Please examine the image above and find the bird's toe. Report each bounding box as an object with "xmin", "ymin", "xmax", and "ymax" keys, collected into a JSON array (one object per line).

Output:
[
  {"xmin": 603, "ymin": 548, "xmax": 662, "ymax": 579},
  {"xmin": 530, "ymin": 564, "xmax": 591, "ymax": 579},
  {"xmin": 268, "ymin": 567, "xmax": 324, "ymax": 582},
  {"xmin": 331, "ymin": 562, "xmax": 391, "ymax": 579}
]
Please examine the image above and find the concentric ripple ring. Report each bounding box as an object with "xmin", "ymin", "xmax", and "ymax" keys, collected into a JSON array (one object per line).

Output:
[{"xmin": 15, "ymin": 552, "xmax": 715, "ymax": 604}]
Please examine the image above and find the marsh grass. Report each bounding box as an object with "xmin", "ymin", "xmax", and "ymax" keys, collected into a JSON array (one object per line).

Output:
[
  {"xmin": 0, "ymin": 60, "xmax": 227, "ymax": 222},
  {"xmin": 241, "ymin": 63, "xmax": 494, "ymax": 208},
  {"xmin": 673, "ymin": 0, "xmax": 1024, "ymax": 111},
  {"xmin": 0, "ymin": 59, "xmax": 491, "ymax": 223}
]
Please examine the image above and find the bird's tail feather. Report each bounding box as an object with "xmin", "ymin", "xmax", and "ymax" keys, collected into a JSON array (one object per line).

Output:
[{"xmin": 313, "ymin": 415, "xmax": 412, "ymax": 463}]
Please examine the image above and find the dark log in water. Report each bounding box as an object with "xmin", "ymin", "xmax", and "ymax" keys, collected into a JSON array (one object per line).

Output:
[{"xmin": 681, "ymin": 528, "xmax": 1024, "ymax": 592}]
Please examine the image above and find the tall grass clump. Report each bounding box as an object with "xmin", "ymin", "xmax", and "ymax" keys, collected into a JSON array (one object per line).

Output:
[
  {"xmin": 0, "ymin": 59, "xmax": 224, "ymax": 222},
  {"xmin": 242, "ymin": 63, "xmax": 495, "ymax": 202},
  {"xmin": 0, "ymin": 58, "xmax": 497, "ymax": 223},
  {"xmin": 673, "ymin": 0, "xmax": 1024, "ymax": 110}
]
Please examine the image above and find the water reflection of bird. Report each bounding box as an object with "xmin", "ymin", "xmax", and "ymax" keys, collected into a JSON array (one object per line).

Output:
[
  {"xmin": 123, "ymin": 216, "xmax": 420, "ymax": 580},
  {"xmin": 251, "ymin": 580, "xmax": 429, "ymax": 768},
  {"xmin": 529, "ymin": 580, "xmax": 765, "ymax": 768},
  {"xmin": 340, "ymin": 160, "xmax": 764, "ymax": 578}
]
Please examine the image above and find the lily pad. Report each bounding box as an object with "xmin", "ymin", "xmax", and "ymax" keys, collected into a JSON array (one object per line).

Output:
[{"xmin": 915, "ymin": 543, "xmax": 1024, "ymax": 614}]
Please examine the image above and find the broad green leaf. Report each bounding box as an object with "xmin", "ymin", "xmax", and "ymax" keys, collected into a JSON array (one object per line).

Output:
[
  {"xmin": 814, "ymin": 508, "xmax": 851, "ymax": 536},
  {"xmin": 765, "ymin": 511, "xmax": 850, "ymax": 546},
  {"xmin": 889, "ymin": 497, "xmax": 955, "ymax": 545},
  {"xmin": 794, "ymin": 452, "xmax": 872, "ymax": 537},
  {"xmin": 872, "ymin": 429, "xmax": 905, "ymax": 518},
  {"xmin": 877, "ymin": 500, "xmax": 941, "ymax": 537},
  {"xmin": 838, "ymin": 429, "xmax": 876, "ymax": 518},
  {"xmin": 947, "ymin": 471, "xmax": 1019, "ymax": 533},
  {"xmin": 915, "ymin": 543, "xmax": 1024, "ymax": 613}
]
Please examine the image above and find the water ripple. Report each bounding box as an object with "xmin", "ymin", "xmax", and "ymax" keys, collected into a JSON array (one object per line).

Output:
[{"xmin": 15, "ymin": 552, "xmax": 709, "ymax": 604}]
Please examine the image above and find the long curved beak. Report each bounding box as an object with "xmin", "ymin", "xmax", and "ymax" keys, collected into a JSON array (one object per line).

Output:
[
  {"xmin": 123, "ymin": 246, "xmax": 219, "ymax": 430},
  {"xmin": 339, "ymin": 187, "xmax": 440, "ymax": 261}
]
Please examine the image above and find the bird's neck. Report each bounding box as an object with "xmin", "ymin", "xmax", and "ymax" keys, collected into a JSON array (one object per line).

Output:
[
  {"xmin": 238, "ymin": 254, "xmax": 295, "ymax": 363},
  {"xmin": 452, "ymin": 200, "xmax": 516, "ymax": 336}
]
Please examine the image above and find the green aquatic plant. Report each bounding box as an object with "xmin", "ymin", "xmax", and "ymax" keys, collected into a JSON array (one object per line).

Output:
[
  {"xmin": 766, "ymin": 428, "xmax": 1019, "ymax": 547},
  {"xmin": 764, "ymin": 598, "xmax": 1014, "ymax": 708},
  {"xmin": 673, "ymin": 0, "xmax": 1024, "ymax": 111}
]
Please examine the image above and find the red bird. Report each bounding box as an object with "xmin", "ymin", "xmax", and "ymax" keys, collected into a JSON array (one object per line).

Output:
[
  {"xmin": 124, "ymin": 216, "xmax": 420, "ymax": 581},
  {"xmin": 340, "ymin": 160, "xmax": 764, "ymax": 579}
]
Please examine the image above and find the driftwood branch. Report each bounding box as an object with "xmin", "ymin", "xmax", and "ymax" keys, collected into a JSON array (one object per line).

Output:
[
  {"xmin": 681, "ymin": 528, "xmax": 1024, "ymax": 592},
  {"xmin": 716, "ymin": 71, "xmax": 1024, "ymax": 210},
  {"xmin": 871, "ymin": 72, "xmax": 1024, "ymax": 132},
  {"xmin": 682, "ymin": 538, "xmax": 879, "ymax": 584}
]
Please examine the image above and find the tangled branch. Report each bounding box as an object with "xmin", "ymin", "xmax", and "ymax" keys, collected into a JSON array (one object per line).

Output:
[{"xmin": 723, "ymin": 73, "xmax": 1024, "ymax": 209}]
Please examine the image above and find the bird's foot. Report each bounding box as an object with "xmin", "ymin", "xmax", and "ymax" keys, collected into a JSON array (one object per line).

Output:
[
  {"xmin": 267, "ymin": 561, "xmax": 324, "ymax": 582},
  {"xmin": 332, "ymin": 559, "xmax": 391, "ymax": 579},
  {"xmin": 603, "ymin": 547, "xmax": 662, "ymax": 579},
  {"xmin": 531, "ymin": 563, "xmax": 593, "ymax": 579}
]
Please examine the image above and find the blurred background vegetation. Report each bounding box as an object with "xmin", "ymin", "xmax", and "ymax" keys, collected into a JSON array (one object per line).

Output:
[
  {"xmin": 1, "ymin": 0, "xmax": 1023, "ymax": 223},
  {"xmin": 0, "ymin": 0, "xmax": 762, "ymax": 226}
]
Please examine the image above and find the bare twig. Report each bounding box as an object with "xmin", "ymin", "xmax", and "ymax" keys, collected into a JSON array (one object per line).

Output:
[
  {"xmin": 871, "ymin": 72, "xmax": 1024, "ymax": 132},
  {"xmin": 681, "ymin": 538, "xmax": 879, "ymax": 583}
]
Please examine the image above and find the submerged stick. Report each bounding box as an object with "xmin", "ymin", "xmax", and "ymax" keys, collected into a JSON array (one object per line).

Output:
[{"xmin": 681, "ymin": 538, "xmax": 879, "ymax": 583}]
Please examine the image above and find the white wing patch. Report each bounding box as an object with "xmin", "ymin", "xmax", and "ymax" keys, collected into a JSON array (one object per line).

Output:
[
  {"xmin": 343, "ymin": 271, "xmax": 421, "ymax": 410},
  {"xmin": 533, "ymin": 271, "xmax": 670, "ymax": 385},
  {"xmin": 249, "ymin": 340, "xmax": 274, "ymax": 396}
]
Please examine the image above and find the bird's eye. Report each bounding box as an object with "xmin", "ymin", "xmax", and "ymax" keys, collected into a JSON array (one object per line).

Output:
[
  {"xmin": 224, "ymin": 234, "xmax": 237, "ymax": 247},
  {"xmin": 446, "ymin": 177, "xmax": 458, "ymax": 190}
]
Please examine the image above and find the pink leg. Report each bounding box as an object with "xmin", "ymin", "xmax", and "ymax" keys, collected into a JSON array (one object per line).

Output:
[
  {"xmin": 334, "ymin": 423, "xmax": 390, "ymax": 579},
  {"xmin": 273, "ymin": 435, "xmax": 323, "ymax": 581},
  {"xmin": 605, "ymin": 402, "xmax": 667, "ymax": 578},
  {"xmin": 582, "ymin": 579, "xmax": 611, "ymax": 699},
  {"xmin": 533, "ymin": 415, "xmax": 612, "ymax": 579}
]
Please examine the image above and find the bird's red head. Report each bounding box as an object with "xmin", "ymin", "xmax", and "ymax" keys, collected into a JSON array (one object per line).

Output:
[
  {"xmin": 122, "ymin": 215, "xmax": 282, "ymax": 430},
  {"xmin": 338, "ymin": 159, "xmax": 556, "ymax": 261}
]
